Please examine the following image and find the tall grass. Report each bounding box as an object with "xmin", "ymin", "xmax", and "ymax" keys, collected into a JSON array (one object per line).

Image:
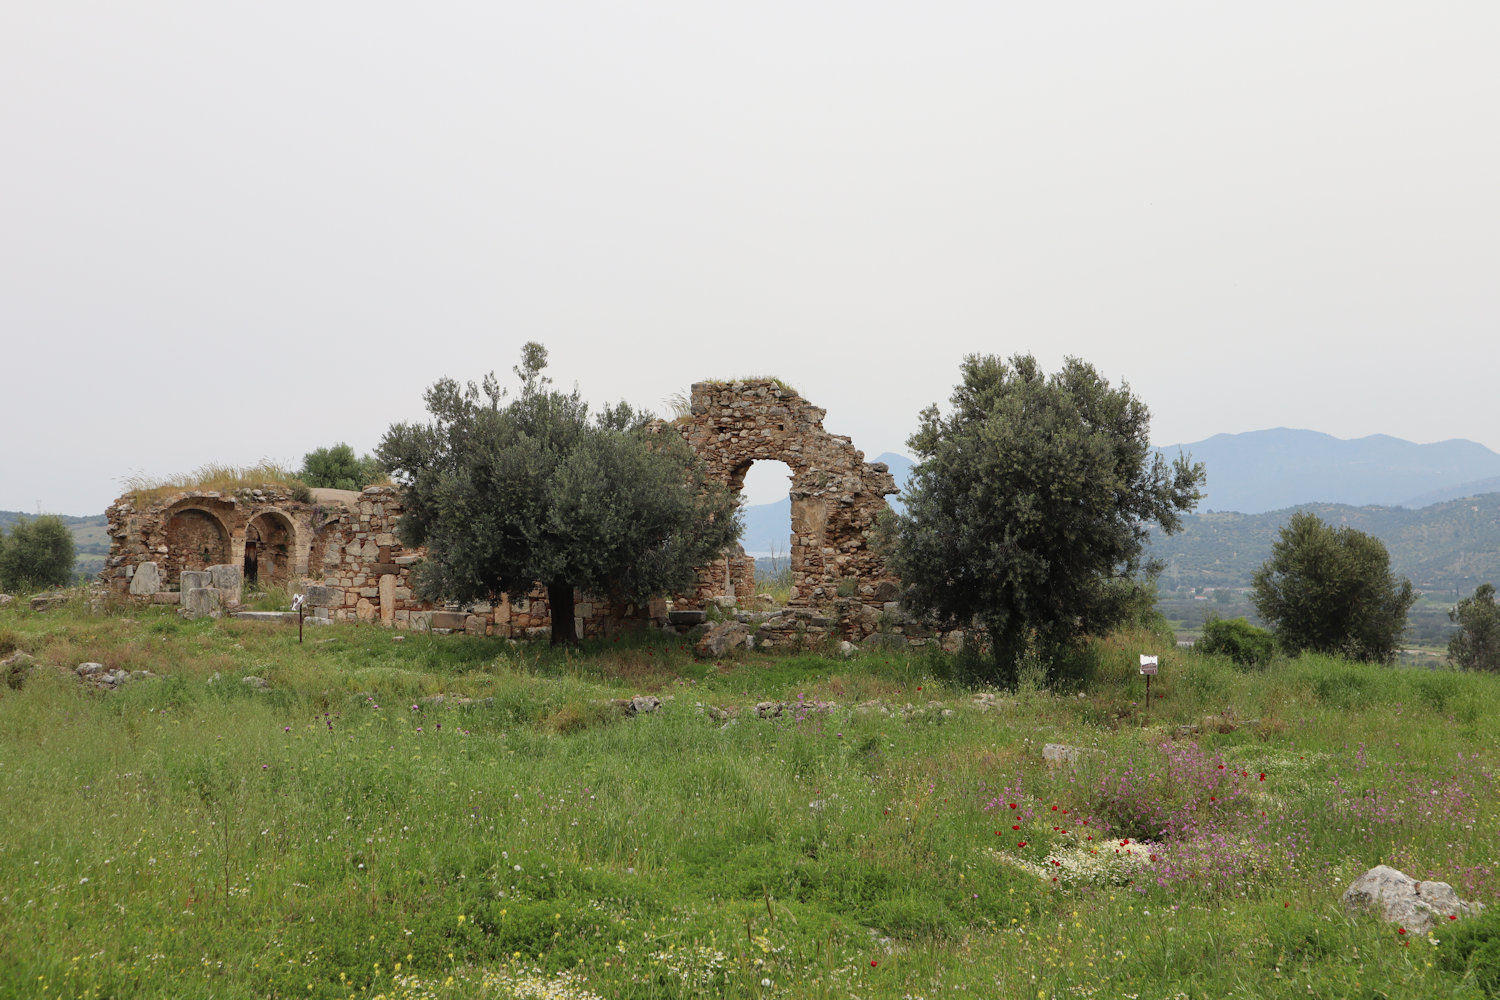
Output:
[
  {"xmin": 2, "ymin": 599, "xmax": 1499, "ymax": 998},
  {"xmin": 120, "ymin": 461, "xmax": 305, "ymax": 506}
]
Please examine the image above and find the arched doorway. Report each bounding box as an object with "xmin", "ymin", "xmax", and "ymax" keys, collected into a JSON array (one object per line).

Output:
[
  {"xmin": 163, "ymin": 508, "xmax": 230, "ymax": 585},
  {"xmin": 244, "ymin": 512, "xmax": 295, "ymax": 588},
  {"xmin": 735, "ymin": 459, "xmax": 796, "ymax": 602}
]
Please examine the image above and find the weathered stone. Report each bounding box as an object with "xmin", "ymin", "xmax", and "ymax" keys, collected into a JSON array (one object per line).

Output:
[
  {"xmin": 30, "ymin": 592, "xmax": 69, "ymax": 611},
  {"xmin": 1042, "ymin": 744, "xmax": 1101, "ymax": 767},
  {"xmin": 626, "ymin": 695, "xmax": 662, "ymax": 716},
  {"xmin": 75, "ymin": 662, "xmax": 105, "ymax": 676},
  {"xmin": 1342, "ymin": 865, "xmax": 1483, "ymax": 934},
  {"xmin": 208, "ymin": 564, "xmax": 242, "ymax": 604},
  {"xmin": 128, "ymin": 561, "xmax": 161, "ymax": 596},
  {"xmin": 871, "ymin": 580, "xmax": 900, "ymax": 603},
  {"xmin": 860, "ymin": 631, "xmax": 908, "ymax": 651},
  {"xmin": 233, "ymin": 611, "xmax": 298, "ymax": 624},
  {"xmin": 242, "ymin": 675, "xmax": 271, "ymax": 691},
  {"xmin": 0, "ymin": 594, "xmax": 12, "ymax": 607},
  {"xmin": 837, "ymin": 640, "xmax": 858, "ymax": 658},
  {"xmin": 429, "ymin": 611, "xmax": 468, "ymax": 630},
  {"xmin": 379, "ymin": 574, "xmax": 396, "ymax": 625},
  {"xmin": 304, "ymin": 585, "xmax": 341, "ymax": 607},
  {"xmin": 179, "ymin": 570, "xmax": 211, "ymax": 594},
  {"xmin": 181, "ymin": 587, "xmax": 220, "ymax": 618},
  {"xmin": 694, "ymin": 620, "xmax": 750, "ymax": 658},
  {"xmin": 668, "ymin": 610, "xmax": 707, "ymax": 628}
]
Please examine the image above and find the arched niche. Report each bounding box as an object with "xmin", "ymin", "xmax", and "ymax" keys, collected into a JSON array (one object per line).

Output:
[
  {"xmin": 163, "ymin": 507, "xmax": 230, "ymax": 585},
  {"xmin": 244, "ymin": 511, "xmax": 297, "ymax": 588}
]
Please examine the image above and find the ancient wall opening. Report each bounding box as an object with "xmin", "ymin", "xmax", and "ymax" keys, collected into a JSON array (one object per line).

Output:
[
  {"xmin": 244, "ymin": 511, "xmax": 296, "ymax": 588},
  {"xmin": 675, "ymin": 380, "xmax": 898, "ymax": 616},
  {"xmin": 736, "ymin": 459, "xmax": 795, "ymax": 600},
  {"xmin": 163, "ymin": 507, "xmax": 230, "ymax": 584}
]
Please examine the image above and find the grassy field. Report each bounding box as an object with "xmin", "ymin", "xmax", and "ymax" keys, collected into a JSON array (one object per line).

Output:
[{"xmin": 3, "ymin": 596, "xmax": 1500, "ymax": 999}]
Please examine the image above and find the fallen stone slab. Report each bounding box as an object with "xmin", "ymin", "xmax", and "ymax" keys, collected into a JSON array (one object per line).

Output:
[
  {"xmin": 30, "ymin": 592, "xmax": 69, "ymax": 611},
  {"xmin": 233, "ymin": 611, "xmax": 300, "ymax": 624},
  {"xmin": 1342, "ymin": 865, "xmax": 1484, "ymax": 934}
]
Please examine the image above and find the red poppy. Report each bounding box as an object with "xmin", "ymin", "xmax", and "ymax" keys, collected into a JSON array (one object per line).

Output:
[
  {"xmin": 1018, "ymin": 841, "xmax": 1027, "ymax": 848},
  {"xmin": 870, "ymin": 959, "xmax": 879, "ymax": 967},
  {"xmin": 1012, "ymin": 825, "xmax": 1020, "ymax": 830},
  {"xmin": 1398, "ymin": 928, "xmax": 1406, "ymax": 935}
]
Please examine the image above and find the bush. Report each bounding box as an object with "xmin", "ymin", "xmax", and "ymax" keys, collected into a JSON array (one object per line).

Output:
[
  {"xmin": 1450, "ymin": 583, "xmax": 1500, "ymax": 671},
  {"xmin": 0, "ymin": 515, "xmax": 75, "ymax": 592},
  {"xmin": 1197, "ymin": 615, "xmax": 1275, "ymax": 668}
]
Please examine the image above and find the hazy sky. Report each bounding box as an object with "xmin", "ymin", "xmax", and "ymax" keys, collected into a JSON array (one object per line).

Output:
[{"xmin": 3, "ymin": 1, "xmax": 1497, "ymax": 515}]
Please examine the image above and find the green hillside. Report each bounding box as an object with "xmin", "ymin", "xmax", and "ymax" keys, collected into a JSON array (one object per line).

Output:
[{"xmin": 1149, "ymin": 492, "xmax": 1500, "ymax": 598}]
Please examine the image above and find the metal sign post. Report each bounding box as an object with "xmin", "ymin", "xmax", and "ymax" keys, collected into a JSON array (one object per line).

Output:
[
  {"xmin": 1139, "ymin": 654, "xmax": 1158, "ymax": 716},
  {"xmin": 292, "ymin": 593, "xmax": 305, "ymax": 643}
]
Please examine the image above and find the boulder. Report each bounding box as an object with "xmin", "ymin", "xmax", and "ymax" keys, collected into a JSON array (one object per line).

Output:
[
  {"xmin": 0, "ymin": 594, "xmax": 13, "ymax": 607},
  {"xmin": 1342, "ymin": 865, "xmax": 1484, "ymax": 934},
  {"xmin": 837, "ymin": 640, "xmax": 858, "ymax": 659},
  {"xmin": 694, "ymin": 620, "xmax": 750, "ymax": 658},
  {"xmin": 625, "ymin": 695, "xmax": 662, "ymax": 716},
  {"xmin": 128, "ymin": 561, "xmax": 161, "ymax": 596}
]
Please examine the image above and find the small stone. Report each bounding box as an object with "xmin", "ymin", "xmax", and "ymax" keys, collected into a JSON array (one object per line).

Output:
[{"xmin": 242, "ymin": 675, "xmax": 271, "ymax": 691}]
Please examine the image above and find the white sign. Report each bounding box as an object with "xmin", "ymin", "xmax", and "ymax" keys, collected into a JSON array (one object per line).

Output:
[
  {"xmin": 291, "ymin": 593, "xmax": 304, "ymax": 612},
  {"xmin": 1139, "ymin": 654, "xmax": 1158, "ymax": 675}
]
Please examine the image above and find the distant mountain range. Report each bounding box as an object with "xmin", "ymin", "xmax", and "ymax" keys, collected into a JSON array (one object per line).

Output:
[{"xmin": 1155, "ymin": 428, "xmax": 1500, "ymax": 514}]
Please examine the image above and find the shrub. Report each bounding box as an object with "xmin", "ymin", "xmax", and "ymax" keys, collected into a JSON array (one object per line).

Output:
[
  {"xmin": 1197, "ymin": 615, "xmax": 1275, "ymax": 668},
  {"xmin": 0, "ymin": 515, "xmax": 75, "ymax": 592}
]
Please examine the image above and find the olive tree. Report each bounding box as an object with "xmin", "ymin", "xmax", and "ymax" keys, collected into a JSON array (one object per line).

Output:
[
  {"xmin": 0, "ymin": 515, "xmax": 76, "ymax": 592},
  {"xmin": 377, "ymin": 343, "xmax": 739, "ymax": 645},
  {"xmin": 299, "ymin": 443, "xmax": 384, "ymax": 491},
  {"xmin": 890, "ymin": 353, "xmax": 1204, "ymax": 686},
  {"xmin": 1449, "ymin": 583, "xmax": 1500, "ymax": 671},
  {"xmin": 1251, "ymin": 511, "xmax": 1414, "ymax": 663}
]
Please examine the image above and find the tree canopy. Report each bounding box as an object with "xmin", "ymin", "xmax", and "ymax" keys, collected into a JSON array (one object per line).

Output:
[
  {"xmin": 890, "ymin": 353, "xmax": 1203, "ymax": 686},
  {"xmin": 299, "ymin": 444, "xmax": 384, "ymax": 492},
  {"xmin": 1449, "ymin": 582, "xmax": 1500, "ymax": 671},
  {"xmin": 1250, "ymin": 511, "xmax": 1415, "ymax": 663},
  {"xmin": 0, "ymin": 515, "xmax": 76, "ymax": 592},
  {"xmin": 377, "ymin": 343, "xmax": 740, "ymax": 644}
]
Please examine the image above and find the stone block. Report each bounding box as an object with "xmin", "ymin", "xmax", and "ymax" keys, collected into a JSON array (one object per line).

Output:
[
  {"xmin": 379, "ymin": 574, "xmax": 395, "ymax": 625},
  {"xmin": 180, "ymin": 570, "xmax": 211, "ymax": 594},
  {"xmin": 151, "ymin": 592, "xmax": 181, "ymax": 605},
  {"xmin": 355, "ymin": 598, "xmax": 376, "ymax": 622},
  {"xmin": 208, "ymin": 564, "xmax": 241, "ymax": 604},
  {"xmin": 128, "ymin": 561, "xmax": 161, "ymax": 596},
  {"xmin": 430, "ymin": 611, "xmax": 468, "ymax": 630},
  {"xmin": 182, "ymin": 587, "xmax": 220, "ymax": 619},
  {"xmin": 304, "ymin": 585, "xmax": 341, "ymax": 608}
]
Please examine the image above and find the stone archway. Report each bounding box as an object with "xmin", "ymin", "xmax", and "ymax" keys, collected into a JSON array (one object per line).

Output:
[
  {"xmin": 676, "ymin": 379, "xmax": 897, "ymax": 608},
  {"xmin": 163, "ymin": 507, "xmax": 230, "ymax": 585},
  {"xmin": 244, "ymin": 511, "xmax": 297, "ymax": 588}
]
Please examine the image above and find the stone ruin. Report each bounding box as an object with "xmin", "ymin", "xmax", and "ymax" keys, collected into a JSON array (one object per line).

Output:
[{"xmin": 102, "ymin": 379, "xmax": 941, "ymax": 647}]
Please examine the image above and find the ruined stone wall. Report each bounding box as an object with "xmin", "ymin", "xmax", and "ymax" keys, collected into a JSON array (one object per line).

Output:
[
  {"xmin": 103, "ymin": 485, "xmax": 652, "ymax": 638},
  {"xmin": 671, "ymin": 379, "xmax": 900, "ymax": 638}
]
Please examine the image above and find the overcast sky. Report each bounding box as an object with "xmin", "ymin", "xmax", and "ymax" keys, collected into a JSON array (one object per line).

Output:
[{"xmin": 3, "ymin": 1, "xmax": 1497, "ymax": 515}]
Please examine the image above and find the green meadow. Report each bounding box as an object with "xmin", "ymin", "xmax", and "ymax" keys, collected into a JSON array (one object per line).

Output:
[{"xmin": 3, "ymin": 596, "xmax": 1500, "ymax": 999}]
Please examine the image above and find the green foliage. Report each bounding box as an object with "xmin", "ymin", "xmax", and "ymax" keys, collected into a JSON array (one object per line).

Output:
[
  {"xmin": 378, "ymin": 342, "xmax": 741, "ymax": 645},
  {"xmin": 1251, "ymin": 511, "xmax": 1416, "ymax": 663},
  {"xmin": 1450, "ymin": 583, "xmax": 1500, "ymax": 671},
  {"xmin": 890, "ymin": 353, "xmax": 1203, "ymax": 687},
  {"xmin": 0, "ymin": 514, "xmax": 76, "ymax": 592},
  {"xmin": 297, "ymin": 443, "xmax": 385, "ymax": 491},
  {"xmin": 1197, "ymin": 614, "xmax": 1276, "ymax": 668}
]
